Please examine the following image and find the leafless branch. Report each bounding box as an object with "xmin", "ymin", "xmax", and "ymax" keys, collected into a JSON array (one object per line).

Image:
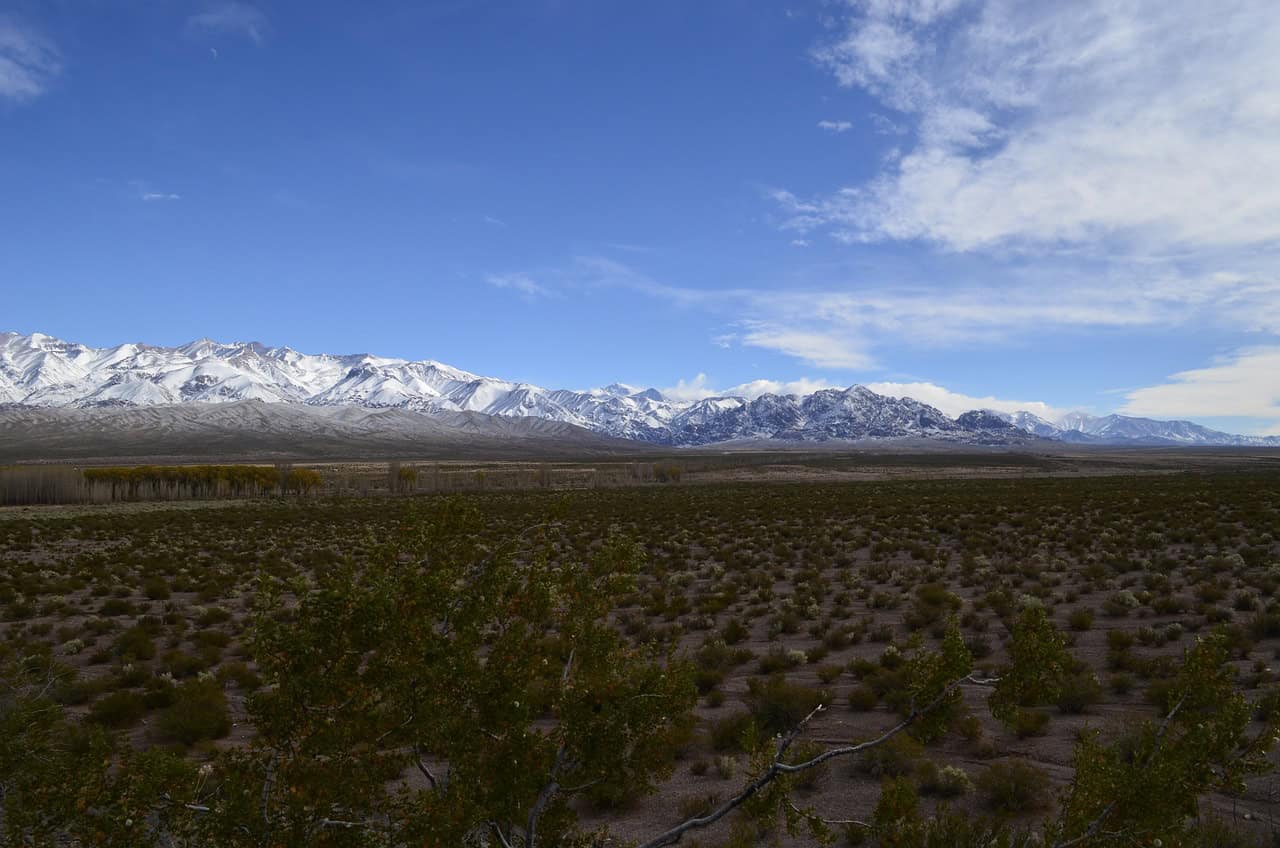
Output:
[
  {"xmin": 488, "ymin": 820, "xmax": 516, "ymax": 848},
  {"xmin": 561, "ymin": 648, "xmax": 576, "ymax": 687},
  {"xmin": 416, "ymin": 753, "xmax": 441, "ymax": 790},
  {"xmin": 638, "ymin": 671, "xmax": 982, "ymax": 848},
  {"xmin": 376, "ymin": 711, "xmax": 415, "ymax": 744},
  {"xmin": 785, "ymin": 800, "xmax": 869, "ymax": 829},
  {"xmin": 527, "ymin": 743, "xmax": 569, "ymax": 848},
  {"xmin": 260, "ymin": 753, "xmax": 277, "ymax": 840}
]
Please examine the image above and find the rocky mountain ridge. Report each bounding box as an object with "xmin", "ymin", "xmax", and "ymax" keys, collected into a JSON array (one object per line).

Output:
[{"xmin": 3, "ymin": 332, "xmax": 1275, "ymax": 448}]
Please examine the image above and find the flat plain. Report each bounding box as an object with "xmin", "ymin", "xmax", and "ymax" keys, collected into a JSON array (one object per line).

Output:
[{"xmin": 3, "ymin": 452, "xmax": 1280, "ymax": 843}]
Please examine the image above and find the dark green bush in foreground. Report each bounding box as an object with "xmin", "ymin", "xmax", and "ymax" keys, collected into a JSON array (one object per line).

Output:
[{"xmin": 158, "ymin": 680, "xmax": 231, "ymax": 745}]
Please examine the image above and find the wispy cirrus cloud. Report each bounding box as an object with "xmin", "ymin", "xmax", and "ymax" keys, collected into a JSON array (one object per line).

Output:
[
  {"xmin": 141, "ymin": 192, "xmax": 181, "ymax": 202},
  {"xmin": 187, "ymin": 3, "xmax": 270, "ymax": 45},
  {"xmin": 817, "ymin": 119, "xmax": 853, "ymax": 133},
  {"xmin": 0, "ymin": 16, "xmax": 60, "ymax": 103},
  {"xmin": 485, "ymin": 272, "xmax": 552, "ymax": 298},
  {"xmin": 738, "ymin": 324, "xmax": 873, "ymax": 370},
  {"xmin": 512, "ymin": 253, "xmax": 1280, "ymax": 374}
]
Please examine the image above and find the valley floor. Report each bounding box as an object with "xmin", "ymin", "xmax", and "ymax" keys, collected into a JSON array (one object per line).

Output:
[{"xmin": 3, "ymin": 467, "xmax": 1280, "ymax": 843}]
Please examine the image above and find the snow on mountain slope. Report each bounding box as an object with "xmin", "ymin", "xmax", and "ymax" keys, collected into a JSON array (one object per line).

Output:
[
  {"xmin": 1001, "ymin": 411, "xmax": 1063, "ymax": 439},
  {"xmin": 1000, "ymin": 409, "xmax": 1280, "ymax": 447},
  {"xmin": 0, "ymin": 400, "xmax": 637, "ymax": 462},
  {"xmin": 3, "ymin": 332, "xmax": 1276, "ymax": 448}
]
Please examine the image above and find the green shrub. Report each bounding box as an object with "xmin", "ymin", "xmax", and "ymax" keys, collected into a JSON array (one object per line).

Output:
[
  {"xmin": 1056, "ymin": 672, "xmax": 1102, "ymax": 714},
  {"xmin": 1066, "ymin": 608, "xmax": 1094, "ymax": 631},
  {"xmin": 1106, "ymin": 630, "xmax": 1136, "ymax": 651},
  {"xmin": 117, "ymin": 664, "xmax": 149, "ymax": 688},
  {"xmin": 196, "ymin": 606, "xmax": 231, "ymax": 627},
  {"xmin": 871, "ymin": 776, "xmax": 919, "ymax": 831},
  {"xmin": 965, "ymin": 634, "xmax": 993, "ymax": 659},
  {"xmin": 694, "ymin": 668, "xmax": 724, "ymax": 695},
  {"xmin": 977, "ymin": 760, "xmax": 1051, "ymax": 814},
  {"xmin": 98, "ymin": 598, "xmax": 136, "ymax": 617},
  {"xmin": 956, "ymin": 713, "xmax": 984, "ymax": 743},
  {"xmin": 848, "ymin": 685, "xmax": 880, "ymax": 712},
  {"xmin": 157, "ymin": 679, "xmax": 231, "ymax": 745},
  {"xmin": 142, "ymin": 679, "xmax": 176, "ymax": 709},
  {"xmin": 162, "ymin": 649, "xmax": 209, "ymax": 678},
  {"xmin": 917, "ymin": 761, "xmax": 974, "ymax": 798},
  {"xmin": 1011, "ymin": 709, "xmax": 1050, "ymax": 738},
  {"xmin": 721, "ymin": 617, "xmax": 749, "ymax": 645},
  {"xmin": 876, "ymin": 674, "xmax": 915, "ymax": 715},
  {"xmin": 53, "ymin": 679, "xmax": 95, "ymax": 706},
  {"xmin": 744, "ymin": 675, "xmax": 826, "ymax": 735},
  {"xmin": 847, "ymin": 658, "xmax": 878, "ymax": 678},
  {"xmin": 855, "ymin": 734, "xmax": 922, "ymax": 779},
  {"xmin": 216, "ymin": 661, "xmax": 261, "ymax": 691},
  {"xmin": 757, "ymin": 646, "xmax": 802, "ymax": 674},
  {"xmin": 816, "ymin": 663, "xmax": 844, "ymax": 684},
  {"xmin": 87, "ymin": 690, "xmax": 146, "ymax": 728},
  {"xmin": 709, "ymin": 710, "xmax": 756, "ymax": 753},
  {"xmin": 142, "ymin": 577, "xmax": 171, "ymax": 600},
  {"xmin": 113, "ymin": 625, "xmax": 157, "ymax": 661}
]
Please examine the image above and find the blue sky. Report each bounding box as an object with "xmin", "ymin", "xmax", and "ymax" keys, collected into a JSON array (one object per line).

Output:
[{"xmin": 3, "ymin": 1, "xmax": 1279, "ymax": 433}]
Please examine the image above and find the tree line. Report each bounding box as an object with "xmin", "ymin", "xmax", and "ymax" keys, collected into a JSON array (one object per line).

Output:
[{"xmin": 0, "ymin": 464, "xmax": 324, "ymax": 505}]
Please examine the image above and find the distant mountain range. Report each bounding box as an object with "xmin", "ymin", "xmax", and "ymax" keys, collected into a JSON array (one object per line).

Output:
[
  {"xmin": 0, "ymin": 401, "xmax": 638, "ymax": 463},
  {"xmin": 2, "ymin": 332, "xmax": 1276, "ymax": 449}
]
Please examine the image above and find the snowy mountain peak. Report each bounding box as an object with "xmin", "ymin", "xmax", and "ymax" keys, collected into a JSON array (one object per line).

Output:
[{"xmin": 2, "ymin": 332, "xmax": 1275, "ymax": 448}]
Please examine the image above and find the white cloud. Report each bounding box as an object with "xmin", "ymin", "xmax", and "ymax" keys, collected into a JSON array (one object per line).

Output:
[
  {"xmin": 797, "ymin": 0, "xmax": 1280, "ymax": 253},
  {"xmin": 141, "ymin": 192, "xmax": 181, "ymax": 201},
  {"xmin": 485, "ymin": 272, "xmax": 551, "ymax": 298},
  {"xmin": 727, "ymin": 261, "xmax": 1276, "ymax": 363},
  {"xmin": 869, "ymin": 113, "xmax": 907, "ymax": 135},
  {"xmin": 0, "ymin": 16, "xmax": 60, "ymax": 103},
  {"xmin": 662, "ymin": 373, "xmax": 839, "ymax": 402},
  {"xmin": 867, "ymin": 381, "xmax": 1063, "ymax": 420},
  {"xmin": 188, "ymin": 3, "xmax": 270, "ymax": 45},
  {"xmin": 538, "ymin": 254, "xmax": 1280, "ymax": 374},
  {"xmin": 740, "ymin": 325, "xmax": 874, "ymax": 370},
  {"xmin": 711, "ymin": 334, "xmax": 736, "ymax": 349},
  {"xmin": 661, "ymin": 374, "xmax": 717, "ymax": 402},
  {"xmin": 1122, "ymin": 347, "xmax": 1280, "ymax": 427},
  {"xmin": 729, "ymin": 377, "xmax": 841, "ymax": 398},
  {"xmin": 817, "ymin": 119, "xmax": 853, "ymax": 133}
]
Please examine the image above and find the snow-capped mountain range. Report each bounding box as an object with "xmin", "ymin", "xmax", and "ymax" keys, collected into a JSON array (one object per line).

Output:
[{"xmin": 2, "ymin": 332, "xmax": 1276, "ymax": 448}]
